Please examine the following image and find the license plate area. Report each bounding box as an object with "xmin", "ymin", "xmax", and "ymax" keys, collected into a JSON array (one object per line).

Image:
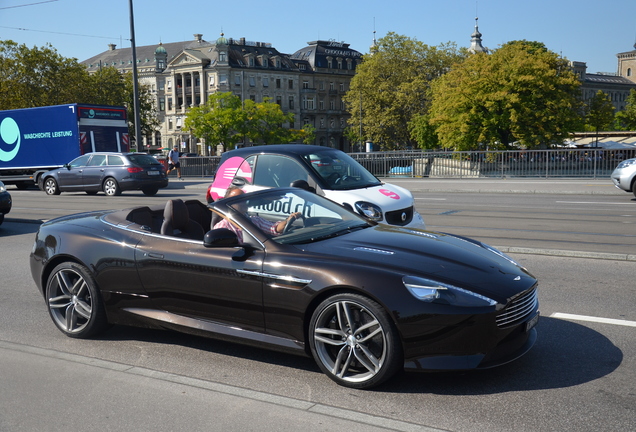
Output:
[
  {"xmin": 525, "ymin": 312, "xmax": 540, "ymax": 332},
  {"xmin": 148, "ymin": 171, "xmax": 160, "ymax": 176}
]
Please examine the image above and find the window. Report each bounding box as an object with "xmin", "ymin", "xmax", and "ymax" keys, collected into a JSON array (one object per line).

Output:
[
  {"xmin": 219, "ymin": 74, "xmax": 227, "ymax": 85},
  {"xmin": 253, "ymin": 155, "xmax": 308, "ymax": 188},
  {"xmin": 289, "ymin": 97, "xmax": 294, "ymax": 110},
  {"xmin": 276, "ymin": 78, "xmax": 281, "ymax": 88},
  {"xmin": 219, "ymin": 51, "xmax": 227, "ymax": 62},
  {"xmin": 250, "ymin": 94, "xmax": 256, "ymax": 101},
  {"xmin": 288, "ymin": 79, "xmax": 294, "ymax": 89},
  {"xmin": 302, "ymin": 81, "xmax": 309, "ymax": 89},
  {"xmin": 263, "ymin": 77, "xmax": 269, "ymax": 87},
  {"xmin": 329, "ymin": 82, "xmax": 335, "ymax": 91},
  {"xmin": 167, "ymin": 98, "xmax": 173, "ymax": 110},
  {"xmin": 319, "ymin": 99, "xmax": 324, "ymax": 110},
  {"xmin": 303, "ymin": 97, "xmax": 315, "ymax": 110},
  {"xmin": 249, "ymin": 76, "xmax": 256, "ymax": 87},
  {"xmin": 330, "ymin": 100, "xmax": 335, "ymax": 110},
  {"xmin": 209, "ymin": 75, "xmax": 215, "ymax": 86},
  {"xmin": 319, "ymin": 81, "xmax": 325, "ymax": 91},
  {"xmin": 339, "ymin": 83, "xmax": 345, "ymax": 92},
  {"xmin": 158, "ymin": 80, "xmax": 165, "ymax": 91},
  {"xmin": 107, "ymin": 155, "xmax": 124, "ymax": 166},
  {"xmin": 88, "ymin": 154, "xmax": 106, "ymax": 166},
  {"xmin": 235, "ymin": 75, "xmax": 241, "ymax": 86},
  {"xmin": 276, "ymin": 96, "xmax": 282, "ymax": 106},
  {"xmin": 159, "ymin": 97, "xmax": 165, "ymax": 111}
]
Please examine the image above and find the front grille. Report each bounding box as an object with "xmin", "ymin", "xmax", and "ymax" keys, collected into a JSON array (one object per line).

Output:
[
  {"xmin": 496, "ymin": 286, "xmax": 538, "ymax": 328},
  {"xmin": 385, "ymin": 206, "xmax": 413, "ymax": 226}
]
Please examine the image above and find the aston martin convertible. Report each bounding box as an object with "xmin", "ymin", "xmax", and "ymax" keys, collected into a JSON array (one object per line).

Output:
[{"xmin": 30, "ymin": 187, "xmax": 539, "ymax": 389}]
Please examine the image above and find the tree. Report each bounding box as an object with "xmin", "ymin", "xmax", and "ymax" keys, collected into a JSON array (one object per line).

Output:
[
  {"xmin": 343, "ymin": 33, "xmax": 466, "ymax": 150},
  {"xmin": 428, "ymin": 40, "xmax": 583, "ymax": 150},
  {"xmin": 0, "ymin": 40, "xmax": 90, "ymax": 110},
  {"xmin": 243, "ymin": 98, "xmax": 296, "ymax": 144},
  {"xmin": 615, "ymin": 89, "xmax": 636, "ymax": 130},
  {"xmin": 183, "ymin": 92, "xmax": 246, "ymax": 150},
  {"xmin": 584, "ymin": 90, "xmax": 615, "ymax": 147}
]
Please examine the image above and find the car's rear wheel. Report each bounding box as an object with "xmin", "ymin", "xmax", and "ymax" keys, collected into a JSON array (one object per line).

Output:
[
  {"xmin": 142, "ymin": 186, "xmax": 159, "ymax": 196},
  {"xmin": 43, "ymin": 177, "xmax": 60, "ymax": 195},
  {"xmin": 309, "ymin": 293, "xmax": 403, "ymax": 389},
  {"xmin": 103, "ymin": 177, "xmax": 121, "ymax": 196},
  {"xmin": 45, "ymin": 262, "xmax": 108, "ymax": 338}
]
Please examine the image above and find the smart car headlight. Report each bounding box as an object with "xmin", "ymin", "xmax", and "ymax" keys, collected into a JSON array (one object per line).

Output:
[
  {"xmin": 403, "ymin": 276, "xmax": 497, "ymax": 307},
  {"xmin": 355, "ymin": 201, "xmax": 382, "ymax": 221}
]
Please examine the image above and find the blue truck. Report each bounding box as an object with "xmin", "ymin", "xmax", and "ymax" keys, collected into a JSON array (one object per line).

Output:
[{"xmin": 0, "ymin": 104, "xmax": 129, "ymax": 189}]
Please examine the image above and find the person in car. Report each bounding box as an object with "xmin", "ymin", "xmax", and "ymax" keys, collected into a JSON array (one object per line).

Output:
[{"xmin": 213, "ymin": 187, "xmax": 301, "ymax": 243}]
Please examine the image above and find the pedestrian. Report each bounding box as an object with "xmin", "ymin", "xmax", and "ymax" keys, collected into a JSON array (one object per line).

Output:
[{"xmin": 167, "ymin": 145, "xmax": 182, "ymax": 180}]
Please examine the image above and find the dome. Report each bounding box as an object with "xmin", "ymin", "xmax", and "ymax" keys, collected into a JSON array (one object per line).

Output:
[
  {"xmin": 155, "ymin": 43, "xmax": 167, "ymax": 54},
  {"xmin": 216, "ymin": 32, "xmax": 228, "ymax": 45}
]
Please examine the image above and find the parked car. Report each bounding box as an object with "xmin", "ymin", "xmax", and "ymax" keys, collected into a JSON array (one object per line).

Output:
[
  {"xmin": 0, "ymin": 180, "xmax": 11, "ymax": 225},
  {"xmin": 206, "ymin": 145, "xmax": 425, "ymax": 228},
  {"xmin": 611, "ymin": 158, "xmax": 636, "ymax": 197},
  {"xmin": 40, "ymin": 152, "xmax": 168, "ymax": 196},
  {"xmin": 30, "ymin": 187, "xmax": 539, "ymax": 389}
]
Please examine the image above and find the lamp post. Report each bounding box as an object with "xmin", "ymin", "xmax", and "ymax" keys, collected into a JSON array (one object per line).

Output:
[{"xmin": 128, "ymin": 0, "xmax": 142, "ymax": 151}]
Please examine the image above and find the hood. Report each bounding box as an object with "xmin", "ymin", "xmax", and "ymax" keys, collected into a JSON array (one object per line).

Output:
[
  {"xmin": 324, "ymin": 182, "xmax": 414, "ymax": 211},
  {"xmin": 298, "ymin": 224, "xmax": 536, "ymax": 303}
]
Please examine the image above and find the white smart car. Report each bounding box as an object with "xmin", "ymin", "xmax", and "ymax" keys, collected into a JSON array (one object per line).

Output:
[{"xmin": 206, "ymin": 145, "xmax": 425, "ymax": 228}]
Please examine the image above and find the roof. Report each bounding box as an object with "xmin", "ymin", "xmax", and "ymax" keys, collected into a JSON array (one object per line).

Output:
[{"xmin": 225, "ymin": 144, "xmax": 341, "ymax": 158}]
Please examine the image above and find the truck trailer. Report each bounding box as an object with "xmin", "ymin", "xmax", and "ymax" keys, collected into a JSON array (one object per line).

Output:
[{"xmin": 0, "ymin": 104, "xmax": 129, "ymax": 189}]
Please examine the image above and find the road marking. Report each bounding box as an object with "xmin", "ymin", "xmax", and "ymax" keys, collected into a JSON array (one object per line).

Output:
[
  {"xmin": 414, "ymin": 198, "xmax": 447, "ymax": 200},
  {"xmin": 550, "ymin": 312, "xmax": 636, "ymax": 327},
  {"xmin": 555, "ymin": 201, "xmax": 636, "ymax": 206}
]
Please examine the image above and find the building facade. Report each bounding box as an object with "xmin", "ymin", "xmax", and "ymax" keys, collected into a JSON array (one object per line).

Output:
[{"xmin": 82, "ymin": 34, "xmax": 362, "ymax": 154}]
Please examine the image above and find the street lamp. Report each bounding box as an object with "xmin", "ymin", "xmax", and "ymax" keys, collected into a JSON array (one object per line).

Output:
[{"xmin": 128, "ymin": 0, "xmax": 142, "ymax": 151}]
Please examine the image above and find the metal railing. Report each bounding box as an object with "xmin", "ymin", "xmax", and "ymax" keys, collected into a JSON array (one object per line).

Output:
[
  {"xmin": 350, "ymin": 148, "xmax": 636, "ymax": 179},
  {"xmin": 170, "ymin": 148, "xmax": 635, "ymax": 179}
]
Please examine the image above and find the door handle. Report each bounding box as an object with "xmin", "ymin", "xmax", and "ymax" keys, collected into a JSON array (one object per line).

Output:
[{"xmin": 144, "ymin": 252, "xmax": 164, "ymax": 259}]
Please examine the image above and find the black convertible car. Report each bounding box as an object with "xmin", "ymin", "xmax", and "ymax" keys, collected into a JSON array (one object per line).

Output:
[{"xmin": 30, "ymin": 188, "xmax": 539, "ymax": 389}]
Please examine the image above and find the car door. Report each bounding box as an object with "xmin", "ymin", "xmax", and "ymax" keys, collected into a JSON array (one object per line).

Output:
[
  {"xmin": 56, "ymin": 154, "xmax": 91, "ymax": 191},
  {"xmin": 134, "ymin": 234, "xmax": 266, "ymax": 332},
  {"xmin": 81, "ymin": 153, "xmax": 107, "ymax": 190}
]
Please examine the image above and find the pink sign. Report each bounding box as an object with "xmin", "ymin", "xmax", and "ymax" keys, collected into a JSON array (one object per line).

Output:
[{"xmin": 379, "ymin": 189, "xmax": 400, "ymax": 200}]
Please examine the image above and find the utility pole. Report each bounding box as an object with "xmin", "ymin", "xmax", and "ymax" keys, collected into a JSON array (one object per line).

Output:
[{"xmin": 129, "ymin": 0, "xmax": 142, "ymax": 151}]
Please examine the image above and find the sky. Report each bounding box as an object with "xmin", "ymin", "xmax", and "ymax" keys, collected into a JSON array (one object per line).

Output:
[{"xmin": 1, "ymin": 0, "xmax": 635, "ymax": 74}]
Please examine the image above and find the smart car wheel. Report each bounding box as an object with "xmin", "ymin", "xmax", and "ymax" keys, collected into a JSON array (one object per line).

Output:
[
  {"xmin": 309, "ymin": 293, "xmax": 403, "ymax": 389},
  {"xmin": 44, "ymin": 177, "xmax": 60, "ymax": 195},
  {"xmin": 103, "ymin": 177, "xmax": 121, "ymax": 196},
  {"xmin": 45, "ymin": 262, "xmax": 108, "ymax": 339}
]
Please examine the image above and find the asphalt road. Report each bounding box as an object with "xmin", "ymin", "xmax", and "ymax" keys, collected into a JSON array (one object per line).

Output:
[{"xmin": 1, "ymin": 178, "xmax": 634, "ymax": 431}]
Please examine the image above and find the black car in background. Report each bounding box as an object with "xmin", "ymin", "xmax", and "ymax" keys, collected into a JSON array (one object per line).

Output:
[
  {"xmin": 0, "ymin": 180, "xmax": 11, "ymax": 225},
  {"xmin": 40, "ymin": 152, "xmax": 168, "ymax": 196}
]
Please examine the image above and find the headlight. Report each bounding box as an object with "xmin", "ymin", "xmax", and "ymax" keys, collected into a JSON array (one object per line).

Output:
[
  {"xmin": 0, "ymin": 184, "xmax": 6, "ymax": 193},
  {"xmin": 617, "ymin": 159, "xmax": 636, "ymax": 169},
  {"xmin": 355, "ymin": 201, "xmax": 382, "ymax": 221},
  {"xmin": 403, "ymin": 276, "xmax": 497, "ymax": 307}
]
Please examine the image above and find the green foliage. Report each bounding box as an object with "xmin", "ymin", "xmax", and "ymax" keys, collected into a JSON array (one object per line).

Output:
[
  {"xmin": 0, "ymin": 40, "xmax": 158, "ymax": 144},
  {"xmin": 184, "ymin": 93, "xmax": 300, "ymax": 149},
  {"xmin": 184, "ymin": 93, "xmax": 246, "ymax": 150},
  {"xmin": 428, "ymin": 41, "xmax": 584, "ymax": 150},
  {"xmin": 408, "ymin": 113, "xmax": 440, "ymax": 149},
  {"xmin": 343, "ymin": 32, "xmax": 467, "ymax": 150},
  {"xmin": 0, "ymin": 40, "xmax": 90, "ymax": 110},
  {"xmin": 615, "ymin": 89, "xmax": 636, "ymax": 130},
  {"xmin": 243, "ymin": 98, "xmax": 296, "ymax": 145},
  {"xmin": 584, "ymin": 90, "xmax": 615, "ymax": 134}
]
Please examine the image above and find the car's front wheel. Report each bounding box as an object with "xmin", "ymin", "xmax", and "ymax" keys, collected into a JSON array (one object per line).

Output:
[
  {"xmin": 103, "ymin": 177, "xmax": 121, "ymax": 196},
  {"xmin": 43, "ymin": 177, "xmax": 60, "ymax": 195},
  {"xmin": 45, "ymin": 262, "xmax": 108, "ymax": 338},
  {"xmin": 309, "ymin": 293, "xmax": 403, "ymax": 389}
]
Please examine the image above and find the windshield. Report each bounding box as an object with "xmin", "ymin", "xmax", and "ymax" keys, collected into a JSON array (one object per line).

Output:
[
  {"xmin": 222, "ymin": 188, "xmax": 371, "ymax": 245},
  {"xmin": 302, "ymin": 150, "xmax": 381, "ymax": 190}
]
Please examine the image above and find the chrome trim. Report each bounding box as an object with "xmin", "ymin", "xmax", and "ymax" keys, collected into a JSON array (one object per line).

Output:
[
  {"xmin": 496, "ymin": 287, "xmax": 538, "ymax": 328},
  {"xmin": 236, "ymin": 269, "xmax": 312, "ymax": 284},
  {"xmin": 353, "ymin": 246, "xmax": 395, "ymax": 255}
]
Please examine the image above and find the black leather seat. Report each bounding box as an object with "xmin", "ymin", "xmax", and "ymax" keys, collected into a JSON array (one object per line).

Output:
[{"xmin": 161, "ymin": 199, "xmax": 205, "ymax": 240}]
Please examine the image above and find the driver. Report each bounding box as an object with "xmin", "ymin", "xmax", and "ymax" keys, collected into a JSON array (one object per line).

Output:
[{"xmin": 213, "ymin": 187, "xmax": 302, "ymax": 243}]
